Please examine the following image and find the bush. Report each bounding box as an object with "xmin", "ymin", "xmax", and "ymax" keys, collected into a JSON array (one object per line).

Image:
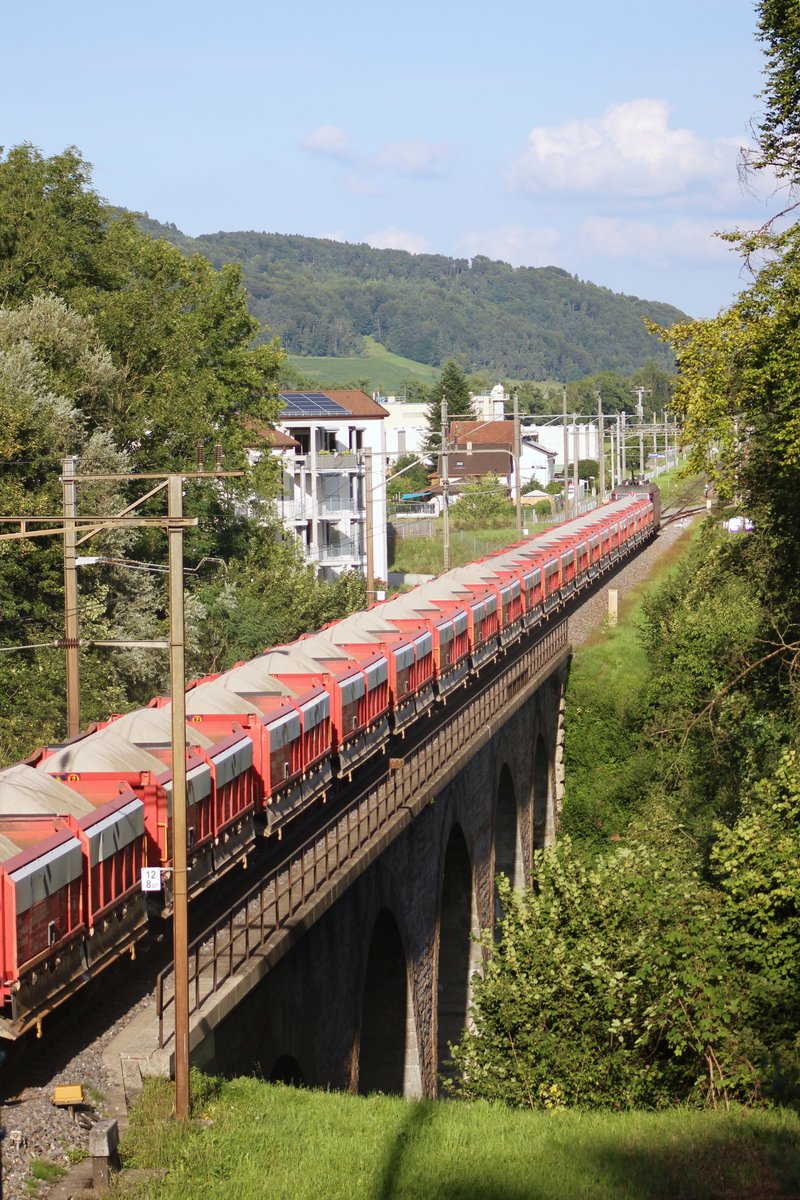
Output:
[
  {"xmin": 451, "ymin": 474, "xmax": 514, "ymax": 530},
  {"xmin": 449, "ymin": 837, "xmax": 763, "ymax": 1109}
]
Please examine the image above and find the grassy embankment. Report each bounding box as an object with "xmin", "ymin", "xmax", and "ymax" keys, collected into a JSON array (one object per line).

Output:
[
  {"xmin": 560, "ymin": 472, "xmax": 703, "ymax": 845},
  {"xmin": 288, "ymin": 337, "xmax": 438, "ymax": 394},
  {"xmin": 118, "ymin": 1075, "xmax": 800, "ymax": 1199}
]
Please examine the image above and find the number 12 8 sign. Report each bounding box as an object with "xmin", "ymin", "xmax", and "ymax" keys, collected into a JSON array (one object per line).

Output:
[{"xmin": 141, "ymin": 867, "xmax": 163, "ymax": 892}]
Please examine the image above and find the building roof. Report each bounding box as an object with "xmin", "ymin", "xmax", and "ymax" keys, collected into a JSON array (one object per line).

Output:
[
  {"xmin": 240, "ymin": 416, "xmax": 301, "ymax": 450},
  {"xmin": 449, "ymin": 420, "xmax": 556, "ymax": 459},
  {"xmin": 450, "ymin": 420, "xmax": 513, "ymax": 447},
  {"xmin": 435, "ymin": 449, "xmax": 513, "ymax": 480},
  {"xmin": 322, "ymin": 390, "xmax": 389, "ymax": 419},
  {"xmin": 268, "ymin": 428, "xmax": 302, "ymax": 449}
]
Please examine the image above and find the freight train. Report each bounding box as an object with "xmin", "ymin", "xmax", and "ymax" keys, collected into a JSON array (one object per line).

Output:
[{"xmin": 0, "ymin": 485, "xmax": 660, "ymax": 1038}]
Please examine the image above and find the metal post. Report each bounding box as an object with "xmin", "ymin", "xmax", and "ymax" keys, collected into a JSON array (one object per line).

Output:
[
  {"xmin": 167, "ymin": 475, "xmax": 191, "ymax": 1121},
  {"xmin": 572, "ymin": 419, "xmax": 580, "ymax": 517},
  {"xmin": 621, "ymin": 412, "xmax": 627, "ymax": 482},
  {"xmin": 597, "ymin": 395, "xmax": 605, "ymax": 501},
  {"xmin": 639, "ymin": 429, "xmax": 645, "ymax": 481},
  {"xmin": 62, "ymin": 457, "xmax": 81, "ymax": 738},
  {"xmin": 512, "ymin": 389, "xmax": 522, "ymax": 539},
  {"xmin": 364, "ymin": 448, "xmax": 374, "ymax": 598},
  {"xmin": 609, "ymin": 425, "xmax": 615, "ymax": 490},
  {"xmin": 664, "ymin": 416, "xmax": 670, "ymax": 470},
  {"xmin": 441, "ymin": 391, "xmax": 450, "ymax": 572},
  {"xmin": 562, "ymin": 386, "xmax": 569, "ymax": 517}
]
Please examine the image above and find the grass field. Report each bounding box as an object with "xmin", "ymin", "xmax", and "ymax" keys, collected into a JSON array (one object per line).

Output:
[
  {"xmin": 288, "ymin": 337, "xmax": 438, "ymax": 395},
  {"xmin": 389, "ymin": 523, "xmax": 535, "ymax": 575},
  {"xmin": 119, "ymin": 1076, "xmax": 800, "ymax": 1200}
]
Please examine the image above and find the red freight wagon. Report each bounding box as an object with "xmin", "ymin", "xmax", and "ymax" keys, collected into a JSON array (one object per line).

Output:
[
  {"xmin": 177, "ymin": 674, "xmax": 323, "ymax": 834},
  {"xmin": 447, "ymin": 564, "xmax": 523, "ymax": 648},
  {"xmin": 0, "ymin": 816, "xmax": 84, "ymax": 1030},
  {"xmin": 298, "ymin": 633, "xmax": 391, "ymax": 731},
  {"xmin": 0, "ymin": 765, "xmax": 92, "ymax": 1031},
  {"xmin": 258, "ymin": 642, "xmax": 387, "ymax": 778},
  {"xmin": 507, "ymin": 544, "xmax": 562, "ymax": 614},
  {"xmin": 414, "ymin": 577, "xmax": 500, "ymax": 671},
  {"xmin": 101, "ymin": 705, "xmax": 256, "ymax": 875},
  {"xmin": 219, "ymin": 658, "xmax": 333, "ymax": 817},
  {"xmin": 76, "ymin": 790, "xmax": 147, "ymax": 969},
  {"xmin": 376, "ymin": 593, "xmax": 470, "ymax": 697},
  {"xmin": 37, "ymin": 728, "xmax": 217, "ymax": 907},
  {"xmin": 485, "ymin": 549, "xmax": 545, "ymax": 629},
  {"xmin": 320, "ymin": 609, "xmax": 435, "ymax": 732}
]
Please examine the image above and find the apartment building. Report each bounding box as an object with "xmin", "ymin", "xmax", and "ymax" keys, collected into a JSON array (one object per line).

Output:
[{"xmin": 272, "ymin": 390, "xmax": 389, "ymax": 585}]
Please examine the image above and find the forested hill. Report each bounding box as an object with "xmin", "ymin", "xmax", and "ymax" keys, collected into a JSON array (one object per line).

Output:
[{"xmin": 138, "ymin": 217, "xmax": 685, "ymax": 380}]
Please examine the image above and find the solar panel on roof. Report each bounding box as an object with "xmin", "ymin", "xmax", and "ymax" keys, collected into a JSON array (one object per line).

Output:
[{"xmin": 280, "ymin": 392, "xmax": 348, "ymax": 417}]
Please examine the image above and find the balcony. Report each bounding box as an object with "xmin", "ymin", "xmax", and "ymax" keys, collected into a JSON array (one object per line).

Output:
[
  {"xmin": 279, "ymin": 498, "xmax": 311, "ymax": 523},
  {"xmin": 318, "ymin": 494, "xmax": 359, "ymax": 517},
  {"xmin": 315, "ymin": 452, "xmax": 362, "ymax": 472},
  {"xmin": 317, "ymin": 540, "xmax": 364, "ymax": 563}
]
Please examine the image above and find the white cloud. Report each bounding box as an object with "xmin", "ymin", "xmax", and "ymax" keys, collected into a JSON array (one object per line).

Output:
[
  {"xmin": 345, "ymin": 173, "xmax": 384, "ymax": 196},
  {"xmin": 374, "ymin": 140, "xmax": 451, "ymax": 178},
  {"xmin": 457, "ymin": 223, "xmax": 562, "ymax": 267},
  {"xmin": 578, "ymin": 216, "xmax": 735, "ymax": 266},
  {"xmin": 364, "ymin": 226, "xmax": 432, "ymax": 254},
  {"xmin": 301, "ymin": 124, "xmax": 354, "ymax": 162},
  {"xmin": 510, "ymin": 100, "xmax": 740, "ymax": 199}
]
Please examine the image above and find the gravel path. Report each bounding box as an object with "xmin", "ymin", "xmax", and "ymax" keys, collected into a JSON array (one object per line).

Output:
[
  {"xmin": 0, "ymin": 510, "xmax": 699, "ymax": 1200},
  {"xmin": 0, "ymin": 950, "xmax": 161, "ymax": 1200}
]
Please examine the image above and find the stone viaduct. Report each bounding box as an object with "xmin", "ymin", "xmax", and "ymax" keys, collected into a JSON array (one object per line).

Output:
[{"xmin": 174, "ymin": 628, "xmax": 571, "ymax": 1101}]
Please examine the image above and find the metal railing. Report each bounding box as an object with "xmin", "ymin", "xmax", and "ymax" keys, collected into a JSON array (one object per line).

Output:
[
  {"xmin": 318, "ymin": 541, "xmax": 363, "ymax": 562},
  {"xmin": 319, "ymin": 495, "xmax": 357, "ymax": 515},
  {"xmin": 156, "ymin": 619, "xmax": 568, "ymax": 1046},
  {"xmin": 316, "ymin": 452, "xmax": 361, "ymax": 471}
]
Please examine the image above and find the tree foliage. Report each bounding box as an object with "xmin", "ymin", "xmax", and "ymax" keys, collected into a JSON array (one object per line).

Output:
[
  {"xmin": 386, "ymin": 453, "xmax": 430, "ymax": 500},
  {"xmin": 424, "ymin": 360, "xmax": 476, "ymax": 459},
  {"xmin": 450, "ymin": 838, "xmax": 763, "ymax": 1110},
  {"xmin": 0, "ymin": 145, "xmax": 364, "ymax": 764},
  {"xmin": 139, "ymin": 217, "xmax": 682, "ymax": 380},
  {"xmin": 750, "ymin": 0, "xmax": 800, "ymax": 184},
  {"xmin": 451, "ymin": 474, "xmax": 513, "ymax": 530}
]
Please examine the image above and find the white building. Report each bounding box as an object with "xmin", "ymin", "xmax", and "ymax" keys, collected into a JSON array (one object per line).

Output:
[
  {"xmin": 379, "ymin": 399, "xmax": 429, "ymax": 459},
  {"xmin": 263, "ymin": 390, "xmax": 389, "ymax": 585},
  {"xmin": 470, "ymin": 383, "xmax": 508, "ymax": 423},
  {"xmin": 522, "ymin": 421, "xmax": 600, "ymax": 470},
  {"xmin": 380, "ymin": 384, "xmax": 508, "ymax": 460}
]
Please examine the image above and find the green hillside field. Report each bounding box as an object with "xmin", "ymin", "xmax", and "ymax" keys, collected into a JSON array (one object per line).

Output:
[{"xmin": 288, "ymin": 337, "xmax": 438, "ymax": 395}]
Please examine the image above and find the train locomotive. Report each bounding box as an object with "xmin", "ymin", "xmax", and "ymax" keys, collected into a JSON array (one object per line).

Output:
[{"xmin": 0, "ymin": 487, "xmax": 660, "ymax": 1038}]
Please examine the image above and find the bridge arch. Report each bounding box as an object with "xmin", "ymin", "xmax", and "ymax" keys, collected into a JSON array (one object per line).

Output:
[
  {"xmin": 495, "ymin": 763, "xmax": 523, "ymax": 892},
  {"xmin": 532, "ymin": 732, "xmax": 553, "ymax": 850},
  {"xmin": 436, "ymin": 823, "xmax": 479, "ymax": 1090},
  {"xmin": 357, "ymin": 908, "xmax": 420, "ymax": 1096},
  {"xmin": 494, "ymin": 763, "xmax": 523, "ymax": 933},
  {"xmin": 269, "ymin": 1054, "xmax": 305, "ymax": 1087}
]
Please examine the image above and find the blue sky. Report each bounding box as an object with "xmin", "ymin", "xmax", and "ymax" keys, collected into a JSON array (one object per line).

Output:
[{"xmin": 4, "ymin": 0, "xmax": 780, "ymax": 319}]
